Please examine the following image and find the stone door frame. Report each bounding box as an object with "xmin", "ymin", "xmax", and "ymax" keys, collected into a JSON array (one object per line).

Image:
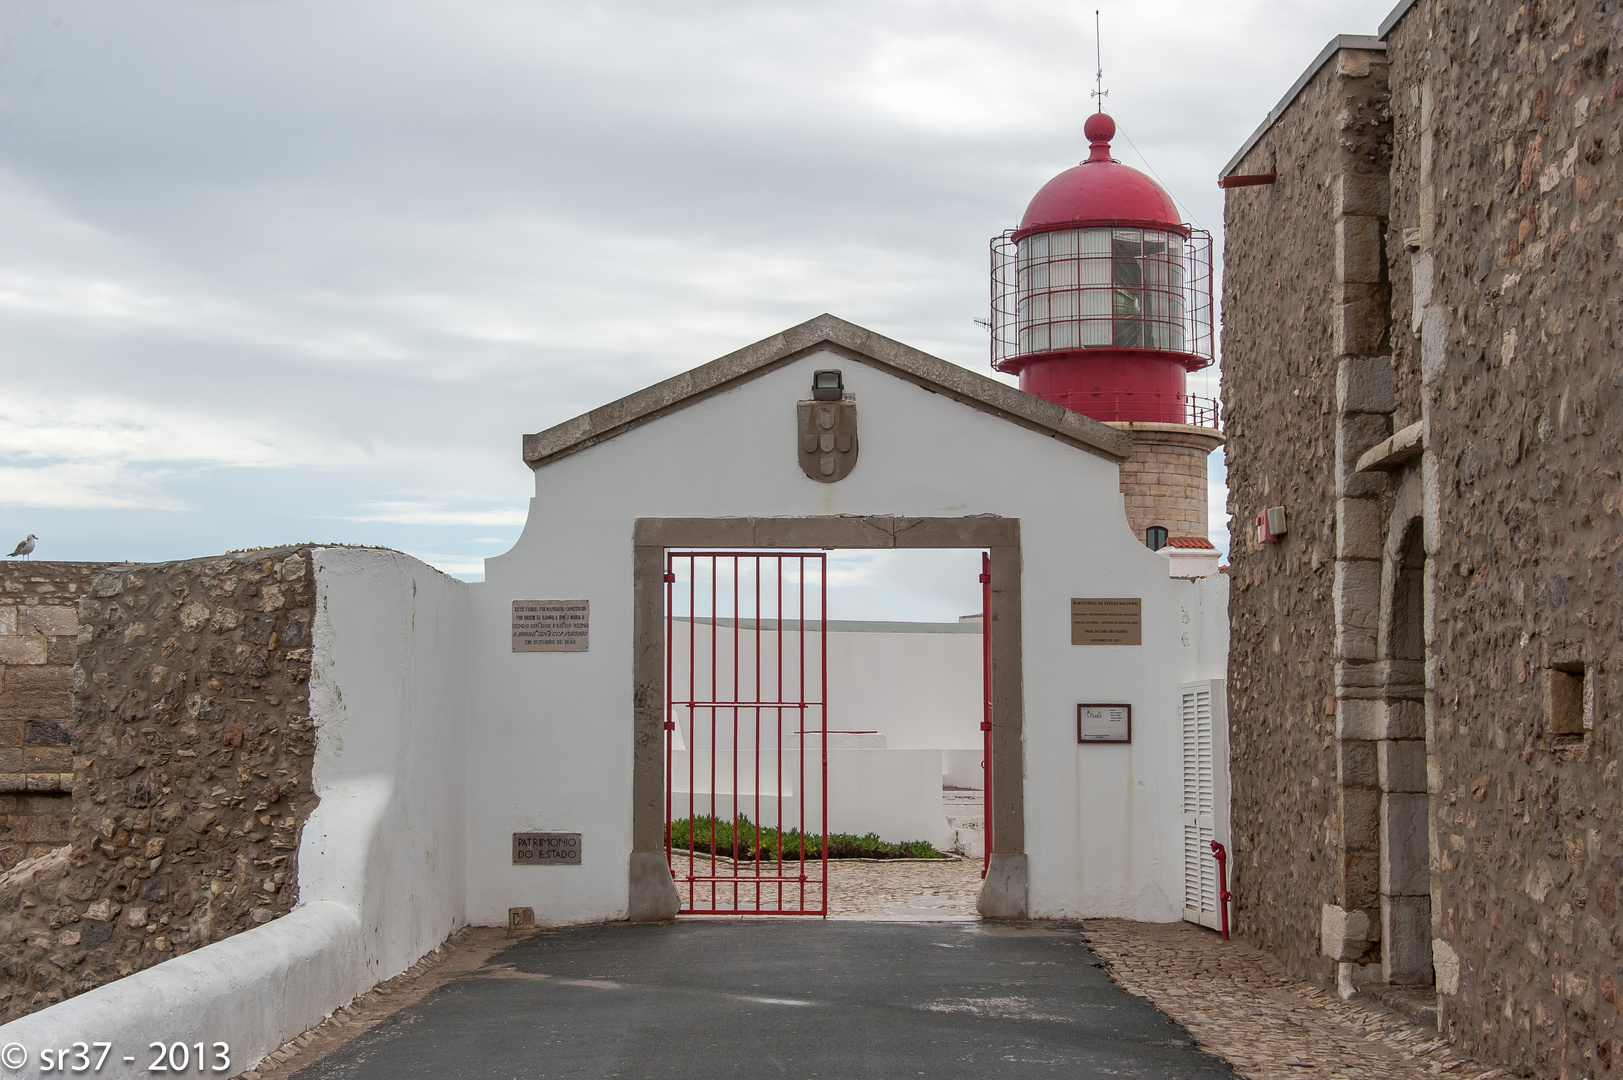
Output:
[
  {"xmin": 1373, "ymin": 475, "xmax": 1432, "ymax": 985},
  {"xmin": 627, "ymin": 515, "xmax": 1026, "ymax": 921}
]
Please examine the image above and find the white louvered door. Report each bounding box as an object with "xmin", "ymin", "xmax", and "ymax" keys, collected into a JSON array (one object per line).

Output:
[{"xmin": 1181, "ymin": 680, "xmax": 1227, "ymax": 930}]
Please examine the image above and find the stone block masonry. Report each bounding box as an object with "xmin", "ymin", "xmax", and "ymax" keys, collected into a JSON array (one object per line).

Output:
[
  {"xmin": 0, "ymin": 548, "xmax": 318, "ymax": 1023},
  {"xmin": 1224, "ymin": 1, "xmax": 1623, "ymax": 1076},
  {"xmin": 1109, "ymin": 424, "xmax": 1226, "ymax": 541},
  {"xmin": 1, "ymin": 564, "xmax": 113, "ymax": 870},
  {"xmin": 1386, "ymin": 3, "xmax": 1623, "ymax": 1074},
  {"xmin": 1220, "ymin": 38, "xmax": 1392, "ymax": 988}
]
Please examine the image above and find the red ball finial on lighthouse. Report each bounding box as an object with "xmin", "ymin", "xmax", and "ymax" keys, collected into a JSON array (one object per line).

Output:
[{"xmin": 1083, "ymin": 111, "xmax": 1116, "ymax": 162}]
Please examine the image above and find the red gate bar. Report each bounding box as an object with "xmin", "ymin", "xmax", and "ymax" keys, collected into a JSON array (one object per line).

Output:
[
  {"xmin": 664, "ymin": 552, "xmax": 828, "ymax": 916},
  {"xmin": 980, "ymin": 551, "xmax": 993, "ymax": 879}
]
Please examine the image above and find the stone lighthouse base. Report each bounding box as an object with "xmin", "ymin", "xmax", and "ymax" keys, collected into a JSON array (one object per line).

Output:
[{"xmin": 1106, "ymin": 421, "xmax": 1225, "ymax": 542}]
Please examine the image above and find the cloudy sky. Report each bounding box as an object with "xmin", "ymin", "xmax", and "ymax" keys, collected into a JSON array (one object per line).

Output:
[{"xmin": 0, "ymin": 0, "xmax": 1398, "ymax": 618}]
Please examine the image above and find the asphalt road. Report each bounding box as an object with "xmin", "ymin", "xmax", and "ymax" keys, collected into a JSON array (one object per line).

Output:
[{"xmin": 289, "ymin": 920, "xmax": 1237, "ymax": 1080}]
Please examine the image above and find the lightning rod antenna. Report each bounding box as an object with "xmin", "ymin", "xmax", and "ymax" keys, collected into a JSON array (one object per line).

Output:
[{"xmin": 1090, "ymin": 10, "xmax": 1108, "ymax": 112}]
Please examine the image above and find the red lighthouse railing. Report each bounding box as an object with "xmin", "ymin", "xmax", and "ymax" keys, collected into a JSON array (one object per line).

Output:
[{"xmin": 1024, "ymin": 389, "xmax": 1222, "ymax": 428}]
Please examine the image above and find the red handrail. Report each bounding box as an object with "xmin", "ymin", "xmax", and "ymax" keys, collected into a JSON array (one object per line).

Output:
[{"xmin": 1210, "ymin": 841, "xmax": 1233, "ymax": 940}]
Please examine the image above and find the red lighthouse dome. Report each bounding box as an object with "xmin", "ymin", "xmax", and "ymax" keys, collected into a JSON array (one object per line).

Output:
[
  {"xmin": 1020, "ymin": 113, "xmax": 1181, "ymax": 231},
  {"xmin": 990, "ymin": 111, "xmax": 1215, "ymax": 427}
]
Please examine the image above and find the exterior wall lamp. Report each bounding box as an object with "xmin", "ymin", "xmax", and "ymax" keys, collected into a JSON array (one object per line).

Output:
[{"xmin": 812, "ymin": 369, "xmax": 844, "ymax": 401}]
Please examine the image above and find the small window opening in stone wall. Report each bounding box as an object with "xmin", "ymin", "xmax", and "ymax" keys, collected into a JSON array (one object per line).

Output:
[
  {"xmin": 1544, "ymin": 663, "xmax": 1588, "ymax": 738},
  {"xmin": 1389, "ymin": 529, "xmax": 1425, "ymax": 662},
  {"xmin": 1145, "ymin": 526, "xmax": 1169, "ymax": 551}
]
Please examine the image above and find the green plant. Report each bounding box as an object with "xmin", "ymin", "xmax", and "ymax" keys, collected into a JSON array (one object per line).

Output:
[{"xmin": 666, "ymin": 813, "xmax": 946, "ymax": 860}]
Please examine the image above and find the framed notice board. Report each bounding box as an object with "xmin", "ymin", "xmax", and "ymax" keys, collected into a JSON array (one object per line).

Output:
[{"xmin": 1078, "ymin": 703, "xmax": 1132, "ymax": 744}]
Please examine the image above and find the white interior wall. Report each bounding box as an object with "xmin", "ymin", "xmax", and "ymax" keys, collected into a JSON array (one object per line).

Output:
[
  {"xmin": 469, "ymin": 347, "xmax": 1215, "ymax": 926},
  {"xmin": 665, "ymin": 619, "xmax": 982, "ymax": 843},
  {"xmin": 666, "ymin": 620, "xmax": 982, "ymax": 751},
  {"xmin": 667, "ymin": 746, "xmax": 952, "ymax": 848},
  {"xmin": 827, "ymin": 627, "xmax": 983, "ymax": 750}
]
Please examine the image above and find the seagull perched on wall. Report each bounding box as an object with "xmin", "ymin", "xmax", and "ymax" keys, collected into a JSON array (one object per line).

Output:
[{"xmin": 7, "ymin": 535, "xmax": 38, "ymax": 559}]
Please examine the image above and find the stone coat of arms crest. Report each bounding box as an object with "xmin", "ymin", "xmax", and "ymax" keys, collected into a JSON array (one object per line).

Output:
[{"xmin": 796, "ymin": 399, "xmax": 858, "ymax": 482}]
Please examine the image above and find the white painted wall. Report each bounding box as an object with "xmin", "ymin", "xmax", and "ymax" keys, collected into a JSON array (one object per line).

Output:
[
  {"xmin": 666, "ymin": 620, "xmax": 983, "ymax": 751},
  {"xmin": 301, "ymin": 547, "xmax": 470, "ymax": 983},
  {"xmin": 664, "ymin": 619, "xmax": 981, "ymax": 844},
  {"xmin": 825, "ymin": 626, "xmax": 984, "ymax": 751},
  {"xmin": 668, "ymin": 746, "xmax": 952, "ymax": 849},
  {"xmin": 0, "ymin": 548, "xmax": 471, "ymax": 1078},
  {"xmin": 468, "ymin": 347, "xmax": 1224, "ymax": 925}
]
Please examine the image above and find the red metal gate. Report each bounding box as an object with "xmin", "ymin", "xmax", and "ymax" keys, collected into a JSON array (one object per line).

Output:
[{"xmin": 664, "ymin": 552, "xmax": 828, "ymax": 915}]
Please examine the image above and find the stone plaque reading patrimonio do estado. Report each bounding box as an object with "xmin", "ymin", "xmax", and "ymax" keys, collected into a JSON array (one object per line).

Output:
[
  {"xmin": 1070, "ymin": 597, "xmax": 1142, "ymax": 645},
  {"xmin": 512, "ymin": 832, "xmax": 582, "ymax": 865},
  {"xmin": 511, "ymin": 600, "xmax": 589, "ymax": 652}
]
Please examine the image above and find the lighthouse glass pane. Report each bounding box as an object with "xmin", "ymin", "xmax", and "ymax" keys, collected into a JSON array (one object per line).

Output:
[{"xmin": 1014, "ymin": 226, "xmax": 1189, "ymax": 356}]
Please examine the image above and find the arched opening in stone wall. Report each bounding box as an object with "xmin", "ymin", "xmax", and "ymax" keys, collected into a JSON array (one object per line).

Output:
[{"xmin": 1378, "ymin": 520, "xmax": 1433, "ymax": 986}]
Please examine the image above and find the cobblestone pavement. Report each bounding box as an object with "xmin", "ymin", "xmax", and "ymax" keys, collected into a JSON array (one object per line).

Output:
[
  {"xmin": 826, "ymin": 855, "xmax": 983, "ymax": 918},
  {"xmin": 1081, "ymin": 920, "xmax": 1510, "ymax": 1080}
]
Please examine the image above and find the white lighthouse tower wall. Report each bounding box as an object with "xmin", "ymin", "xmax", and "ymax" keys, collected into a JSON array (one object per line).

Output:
[{"xmin": 465, "ymin": 341, "xmax": 1227, "ymax": 926}]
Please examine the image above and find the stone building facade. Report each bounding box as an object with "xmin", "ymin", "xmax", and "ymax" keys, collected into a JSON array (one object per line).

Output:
[
  {"xmin": 1, "ymin": 564, "xmax": 110, "ymax": 870},
  {"xmin": 1221, "ymin": 1, "xmax": 1623, "ymax": 1076}
]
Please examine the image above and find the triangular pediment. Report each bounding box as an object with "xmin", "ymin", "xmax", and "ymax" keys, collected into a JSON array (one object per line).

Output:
[{"xmin": 522, "ymin": 314, "xmax": 1131, "ymax": 469}]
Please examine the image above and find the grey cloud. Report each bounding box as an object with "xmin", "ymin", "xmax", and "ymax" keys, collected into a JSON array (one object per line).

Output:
[{"xmin": 0, "ymin": 0, "xmax": 1393, "ymax": 583}]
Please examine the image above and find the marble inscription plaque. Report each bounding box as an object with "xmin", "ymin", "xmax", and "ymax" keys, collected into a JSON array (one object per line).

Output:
[
  {"xmin": 512, "ymin": 600, "xmax": 589, "ymax": 652},
  {"xmin": 512, "ymin": 832, "xmax": 582, "ymax": 865},
  {"xmin": 1070, "ymin": 597, "xmax": 1142, "ymax": 645}
]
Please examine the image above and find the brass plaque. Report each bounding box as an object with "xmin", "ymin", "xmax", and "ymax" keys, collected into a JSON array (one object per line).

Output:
[
  {"xmin": 1071, "ymin": 597, "xmax": 1142, "ymax": 645},
  {"xmin": 512, "ymin": 600, "xmax": 589, "ymax": 652},
  {"xmin": 512, "ymin": 832, "xmax": 582, "ymax": 865}
]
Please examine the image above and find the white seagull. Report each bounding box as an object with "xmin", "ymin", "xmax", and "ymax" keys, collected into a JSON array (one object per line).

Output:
[{"xmin": 7, "ymin": 534, "xmax": 38, "ymax": 559}]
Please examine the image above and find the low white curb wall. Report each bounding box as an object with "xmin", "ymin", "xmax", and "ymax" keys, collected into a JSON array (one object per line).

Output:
[{"xmin": 0, "ymin": 902, "xmax": 363, "ymax": 1079}]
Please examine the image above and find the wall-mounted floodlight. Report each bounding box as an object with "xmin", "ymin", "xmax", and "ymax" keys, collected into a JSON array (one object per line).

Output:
[{"xmin": 812, "ymin": 369, "xmax": 844, "ymax": 401}]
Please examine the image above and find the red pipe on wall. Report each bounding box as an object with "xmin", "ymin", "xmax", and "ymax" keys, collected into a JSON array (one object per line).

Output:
[
  {"xmin": 1210, "ymin": 841, "xmax": 1233, "ymax": 940},
  {"xmin": 980, "ymin": 552, "xmax": 993, "ymax": 880}
]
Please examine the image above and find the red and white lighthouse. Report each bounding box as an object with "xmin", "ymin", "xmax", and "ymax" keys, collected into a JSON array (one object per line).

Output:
[{"xmin": 991, "ymin": 111, "xmax": 1223, "ymax": 549}]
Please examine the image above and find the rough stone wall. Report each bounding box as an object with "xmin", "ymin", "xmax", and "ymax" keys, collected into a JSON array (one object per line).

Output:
[
  {"xmin": 1391, "ymin": 0, "xmax": 1623, "ymax": 1074},
  {"xmin": 1, "ymin": 564, "xmax": 111, "ymax": 870},
  {"xmin": 1386, "ymin": 20, "xmax": 1425, "ymax": 434},
  {"xmin": 1221, "ymin": 46, "xmax": 1393, "ymax": 984},
  {"xmin": 1109, "ymin": 425, "xmax": 1223, "ymax": 539},
  {"xmin": 0, "ymin": 548, "xmax": 318, "ymax": 1022}
]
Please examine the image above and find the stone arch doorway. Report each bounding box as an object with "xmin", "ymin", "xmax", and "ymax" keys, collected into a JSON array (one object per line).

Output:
[
  {"xmin": 1375, "ymin": 493, "xmax": 1433, "ymax": 986},
  {"xmin": 625, "ymin": 515, "xmax": 1025, "ymax": 922}
]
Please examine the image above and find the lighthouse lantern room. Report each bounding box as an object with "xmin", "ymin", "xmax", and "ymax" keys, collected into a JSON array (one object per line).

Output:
[
  {"xmin": 991, "ymin": 112, "xmax": 1215, "ymax": 427},
  {"xmin": 992, "ymin": 110, "xmax": 1223, "ymax": 548}
]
